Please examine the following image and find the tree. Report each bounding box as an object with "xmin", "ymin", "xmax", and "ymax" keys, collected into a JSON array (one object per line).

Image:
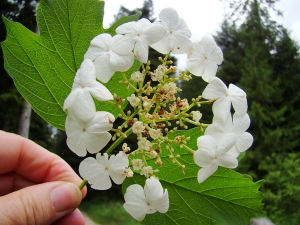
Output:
[
  {"xmin": 1, "ymin": 0, "xmax": 54, "ymax": 145},
  {"xmin": 213, "ymin": 0, "xmax": 300, "ymax": 223}
]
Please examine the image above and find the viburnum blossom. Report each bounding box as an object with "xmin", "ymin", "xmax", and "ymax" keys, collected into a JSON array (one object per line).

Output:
[
  {"xmin": 149, "ymin": 129, "xmax": 162, "ymax": 140},
  {"xmin": 202, "ymin": 77, "xmax": 247, "ymax": 121},
  {"xmin": 131, "ymin": 159, "xmax": 144, "ymax": 171},
  {"xmin": 84, "ymin": 33, "xmax": 134, "ymax": 83},
  {"xmin": 127, "ymin": 94, "xmax": 140, "ymax": 107},
  {"xmin": 79, "ymin": 151, "xmax": 129, "ymax": 190},
  {"xmin": 131, "ymin": 71, "xmax": 143, "ymax": 82},
  {"xmin": 116, "ymin": 18, "xmax": 167, "ymax": 63},
  {"xmin": 194, "ymin": 134, "xmax": 238, "ymax": 183},
  {"xmin": 132, "ymin": 121, "xmax": 145, "ymax": 134},
  {"xmin": 150, "ymin": 7, "xmax": 193, "ymax": 54},
  {"xmin": 191, "ymin": 111, "xmax": 202, "ymax": 122},
  {"xmin": 140, "ymin": 166, "xmax": 153, "ymax": 177},
  {"xmin": 205, "ymin": 113, "xmax": 254, "ymax": 157},
  {"xmin": 138, "ymin": 138, "xmax": 151, "ymax": 151},
  {"xmin": 187, "ymin": 36, "xmax": 223, "ymax": 82},
  {"xmin": 63, "ymin": 59, "xmax": 113, "ymax": 121},
  {"xmin": 123, "ymin": 177, "xmax": 169, "ymax": 221},
  {"xmin": 65, "ymin": 111, "xmax": 115, "ymax": 157}
]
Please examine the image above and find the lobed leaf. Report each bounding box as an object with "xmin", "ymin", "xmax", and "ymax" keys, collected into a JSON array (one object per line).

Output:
[
  {"xmin": 1, "ymin": 0, "xmax": 141, "ymax": 130},
  {"xmin": 123, "ymin": 128, "xmax": 263, "ymax": 225}
]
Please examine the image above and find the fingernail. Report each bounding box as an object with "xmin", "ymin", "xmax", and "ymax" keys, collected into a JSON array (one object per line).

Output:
[{"xmin": 50, "ymin": 183, "xmax": 80, "ymax": 213}]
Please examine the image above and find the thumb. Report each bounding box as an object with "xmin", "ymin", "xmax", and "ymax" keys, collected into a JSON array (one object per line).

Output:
[{"xmin": 0, "ymin": 181, "xmax": 82, "ymax": 225}]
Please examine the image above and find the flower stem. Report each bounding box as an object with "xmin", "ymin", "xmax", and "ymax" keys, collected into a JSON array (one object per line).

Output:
[
  {"xmin": 78, "ymin": 180, "xmax": 88, "ymax": 190},
  {"xmin": 106, "ymin": 127, "xmax": 133, "ymax": 155}
]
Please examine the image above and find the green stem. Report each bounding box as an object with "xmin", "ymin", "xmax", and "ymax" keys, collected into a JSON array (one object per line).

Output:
[
  {"xmin": 106, "ymin": 127, "xmax": 133, "ymax": 155},
  {"xmin": 78, "ymin": 180, "xmax": 88, "ymax": 190}
]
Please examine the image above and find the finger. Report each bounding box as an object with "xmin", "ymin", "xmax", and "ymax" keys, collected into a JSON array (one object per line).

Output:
[
  {"xmin": 52, "ymin": 208, "xmax": 85, "ymax": 225},
  {"xmin": 0, "ymin": 172, "xmax": 36, "ymax": 196},
  {"xmin": 0, "ymin": 181, "xmax": 82, "ymax": 225},
  {"xmin": 0, "ymin": 131, "xmax": 87, "ymax": 197}
]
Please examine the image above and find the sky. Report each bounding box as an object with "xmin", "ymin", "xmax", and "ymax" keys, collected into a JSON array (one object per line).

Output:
[
  {"xmin": 102, "ymin": 0, "xmax": 300, "ymax": 69},
  {"xmin": 103, "ymin": 0, "xmax": 300, "ymax": 42}
]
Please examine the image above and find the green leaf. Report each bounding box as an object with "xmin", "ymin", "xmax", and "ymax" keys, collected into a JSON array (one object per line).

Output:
[
  {"xmin": 1, "ymin": 0, "xmax": 141, "ymax": 130},
  {"xmin": 123, "ymin": 128, "xmax": 263, "ymax": 225}
]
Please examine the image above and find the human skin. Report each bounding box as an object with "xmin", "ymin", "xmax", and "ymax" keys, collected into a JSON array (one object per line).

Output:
[{"xmin": 0, "ymin": 130, "xmax": 87, "ymax": 225}]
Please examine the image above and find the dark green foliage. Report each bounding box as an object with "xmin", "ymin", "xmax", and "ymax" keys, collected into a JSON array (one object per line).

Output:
[
  {"xmin": 212, "ymin": 0, "xmax": 300, "ymax": 222},
  {"xmin": 261, "ymin": 153, "xmax": 300, "ymax": 225},
  {"xmin": 1, "ymin": 0, "xmax": 54, "ymax": 151}
]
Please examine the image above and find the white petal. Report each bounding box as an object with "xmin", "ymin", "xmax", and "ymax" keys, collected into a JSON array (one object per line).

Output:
[
  {"xmin": 159, "ymin": 8, "xmax": 179, "ymax": 29},
  {"xmin": 116, "ymin": 21, "xmax": 139, "ymax": 35},
  {"xmin": 78, "ymin": 59, "xmax": 96, "ymax": 85},
  {"xmin": 89, "ymin": 172, "xmax": 112, "ymax": 190},
  {"xmin": 134, "ymin": 40, "xmax": 149, "ymax": 63},
  {"xmin": 150, "ymin": 37, "xmax": 173, "ymax": 54},
  {"xmin": 217, "ymin": 154, "xmax": 238, "ymax": 168},
  {"xmin": 236, "ymin": 132, "xmax": 253, "ymax": 152},
  {"xmin": 187, "ymin": 59, "xmax": 205, "ymax": 77},
  {"xmin": 87, "ymin": 82, "xmax": 113, "ymax": 101},
  {"xmin": 152, "ymin": 190, "xmax": 169, "ymax": 213},
  {"xmin": 232, "ymin": 113, "xmax": 251, "ymax": 133},
  {"xmin": 85, "ymin": 132, "xmax": 111, "ymax": 154},
  {"xmin": 124, "ymin": 184, "xmax": 148, "ymax": 221},
  {"xmin": 108, "ymin": 151, "xmax": 129, "ymax": 184},
  {"xmin": 196, "ymin": 135, "xmax": 217, "ymax": 153},
  {"xmin": 204, "ymin": 123, "xmax": 225, "ymax": 141},
  {"xmin": 202, "ymin": 77, "xmax": 227, "ymax": 99},
  {"xmin": 217, "ymin": 133, "xmax": 237, "ymax": 155},
  {"xmin": 90, "ymin": 33, "xmax": 112, "ymax": 50},
  {"xmin": 173, "ymin": 18, "xmax": 191, "ymax": 37},
  {"xmin": 93, "ymin": 53, "xmax": 115, "ymax": 83},
  {"xmin": 84, "ymin": 46, "xmax": 103, "ymax": 61},
  {"xmin": 201, "ymin": 62, "xmax": 218, "ymax": 82},
  {"xmin": 66, "ymin": 134, "xmax": 87, "ymax": 157},
  {"xmin": 110, "ymin": 51, "xmax": 134, "ymax": 72},
  {"xmin": 169, "ymin": 33, "xmax": 193, "ymax": 54},
  {"xmin": 144, "ymin": 24, "xmax": 167, "ymax": 45},
  {"xmin": 228, "ymin": 84, "xmax": 247, "ymax": 114},
  {"xmin": 87, "ymin": 111, "xmax": 114, "ymax": 132},
  {"xmin": 194, "ymin": 149, "xmax": 214, "ymax": 167},
  {"xmin": 79, "ymin": 157, "xmax": 104, "ymax": 180},
  {"xmin": 200, "ymin": 36, "xmax": 223, "ymax": 65},
  {"xmin": 212, "ymin": 97, "xmax": 231, "ymax": 121},
  {"xmin": 111, "ymin": 34, "xmax": 134, "ymax": 55},
  {"xmin": 197, "ymin": 164, "xmax": 218, "ymax": 183},
  {"xmin": 144, "ymin": 177, "xmax": 164, "ymax": 200},
  {"xmin": 63, "ymin": 90, "xmax": 78, "ymax": 110},
  {"xmin": 72, "ymin": 91, "xmax": 96, "ymax": 121}
]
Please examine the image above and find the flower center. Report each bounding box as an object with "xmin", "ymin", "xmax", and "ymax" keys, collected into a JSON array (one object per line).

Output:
[{"xmin": 82, "ymin": 128, "xmax": 86, "ymax": 132}]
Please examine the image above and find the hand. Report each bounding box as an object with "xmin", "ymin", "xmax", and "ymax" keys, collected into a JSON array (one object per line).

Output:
[{"xmin": 0, "ymin": 130, "xmax": 87, "ymax": 225}]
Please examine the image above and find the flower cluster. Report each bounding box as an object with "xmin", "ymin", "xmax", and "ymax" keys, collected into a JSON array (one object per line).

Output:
[{"xmin": 63, "ymin": 7, "xmax": 253, "ymax": 221}]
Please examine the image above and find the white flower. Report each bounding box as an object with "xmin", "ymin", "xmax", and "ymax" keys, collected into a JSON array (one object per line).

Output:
[
  {"xmin": 191, "ymin": 111, "xmax": 202, "ymax": 122},
  {"xmin": 66, "ymin": 111, "xmax": 115, "ymax": 157},
  {"xmin": 151, "ymin": 65, "xmax": 167, "ymax": 81},
  {"xmin": 131, "ymin": 159, "xmax": 144, "ymax": 171},
  {"xmin": 138, "ymin": 138, "xmax": 151, "ymax": 151},
  {"xmin": 194, "ymin": 134, "xmax": 238, "ymax": 183},
  {"xmin": 63, "ymin": 59, "xmax": 113, "ymax": 121},
  {"xmin": 149, "ymin": 129, "xmax": 162, "ymax": 140},
  {"xmin": 140, "ymin": 166, "xmax": 153, "ymax": 177},
  {"xmin": 202, "ymin": 77, "xmax": 247, "ymax": 121},
  {"xmin": 127, "ymin": 94, "xmax": 140, "ymax": 107},
  {"xmin": 116, "ymin": 18, "xmax": 167, "ymax": 63},
  {"xmin": 132, "ymin": 121, "xmax": 145, "ymax": 134},
  {"xmin": 162, "ymin": 82, "xmax": 177, "ymax": 95},
  {"xmin": 150, "ymin": 8, "xmax": 193, "ymax": 54},
  {"xmin": 131, "ymin": 71, "xmax": 143, "ymax": 82},
  {"xmin": 205, "ymin": 113, "xmax": 253, "ymax": 157},
  {"xmin": 149, "ymin": 150, "xmax": 158, "ymax": 159},
  {"xmin": 84, "ymin": 33, "xmax": 134, "ymax": 83},
  {"xmin": 123, "ymin": 177, "xmax": 169, "ymax": 221},
  {"xmin": 187, "ymin": 36, "xmax": 223, "ymax": 82},
  {"xmin": 79, "ymin": 151, "xmax": 129, "ymax": 190}
]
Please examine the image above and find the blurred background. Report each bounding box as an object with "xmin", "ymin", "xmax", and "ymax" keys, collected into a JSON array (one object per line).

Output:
[{"xmin": 1, "ymin": 0, "xmax": 299, "ymax": 224}]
